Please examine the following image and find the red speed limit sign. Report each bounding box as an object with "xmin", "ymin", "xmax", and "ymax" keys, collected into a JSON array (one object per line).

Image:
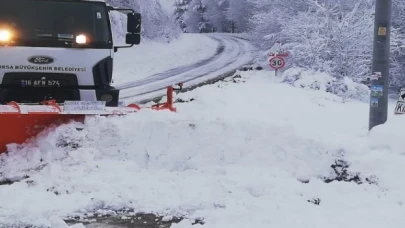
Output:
[{"xmin": 269, "ymin": 56, "xmax": 286, "ymax": 70}]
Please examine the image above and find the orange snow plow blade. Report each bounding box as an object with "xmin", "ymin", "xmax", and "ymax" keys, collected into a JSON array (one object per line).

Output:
[
  {"xmin": 0, "ymin": 100, "xmax": 141, "ymax": 154},
  {"xmin": 0, "ymin": 111, "xmax": 84, "ymax": 153},
  {"xmin": 0, "ymin": 84, "xmax": 182, "ymax": 154}
]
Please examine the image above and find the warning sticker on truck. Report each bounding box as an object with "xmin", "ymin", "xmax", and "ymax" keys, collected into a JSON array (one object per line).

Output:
[
  {"xmin": 63, "ymin": 101, "xmax": 106, "ymax": 113},
  {"xmin": 0, "ymin": 65, "xmax": 86, "ymax": 72}
]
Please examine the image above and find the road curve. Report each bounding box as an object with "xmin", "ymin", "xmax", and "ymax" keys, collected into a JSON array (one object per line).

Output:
[{"xmin": 117, "ymin": 34, "xmax": 256, "ymax": 102}]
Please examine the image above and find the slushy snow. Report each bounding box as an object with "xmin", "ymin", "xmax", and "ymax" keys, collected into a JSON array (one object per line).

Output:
[{"xmin": 0, "ymin": 70, "xmax": 404, "ymax": 228}]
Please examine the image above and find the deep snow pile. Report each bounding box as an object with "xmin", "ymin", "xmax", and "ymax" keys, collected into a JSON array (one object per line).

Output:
[{"xmin": 0, "ymin": 70, "xmax": 404, "ymax": 227}]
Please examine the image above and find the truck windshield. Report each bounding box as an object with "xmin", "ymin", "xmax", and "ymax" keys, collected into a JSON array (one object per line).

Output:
[{"xmin": 0, "ymin": 0, "xmax": 112, "ymax": 49}]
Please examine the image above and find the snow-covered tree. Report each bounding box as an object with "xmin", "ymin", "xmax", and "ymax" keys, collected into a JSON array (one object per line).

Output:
[
  {"xmin": 287, "ymin": 0, "xmax": 373, "ymax": 80},
  {"xmin": 249, "ymin": 0, "xmax": 308, "ymax": 50},
  {"xmin": 251, "ymin": 0, "xmax": 374, "ymax": 82},
  {"xmin": 107, "ymin": 0, "xmax": 181, "ymax": 42},
  {"xmin": 201, "ymin": 0, "xmax": 228, "ymax": 32},
  {"xmin": 225, "ymin": 0, "xmax": 254, "ymax": 33},
  {"xmin": 177, "ymin": 0, "xmax": 254, "ymax": 33},
  {"xmin": 390, "ymin": 0, "xmax": 405, "ymax": 90},
  {"xmin": 174, "ymin": 0, "xmax": 191, "ymax": 32},
  {"xmin": 183, "ymin": 0, "xmax": 208, "ymax": 33}
]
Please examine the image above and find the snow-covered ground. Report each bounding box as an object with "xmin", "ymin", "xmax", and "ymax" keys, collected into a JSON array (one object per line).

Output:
[
  {"xmin": 112, "ymin": 33, "xmax": 218, "ymax": 86},
  {"xmin": 0, "ymin": 70, "xmax": 404, "ymax": 228}
]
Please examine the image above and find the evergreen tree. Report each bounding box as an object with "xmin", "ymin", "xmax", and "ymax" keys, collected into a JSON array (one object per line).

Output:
[
  {"xmin": 225, "ymin": 0, "xmax": 254, "ymax": 33},
  {"xmin": 201, "ymin": 0, "xmax": 229, "ymax": 32},
  {"xmin": 174, "ymin": 0, "xmax": 191, "ymax": 32},
  {"xmin": 183, "ymin": 0, "xmax": 208, "ymax": 33}
]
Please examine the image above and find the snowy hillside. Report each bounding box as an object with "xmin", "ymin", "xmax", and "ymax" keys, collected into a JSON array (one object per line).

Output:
[{"xmin": 0, "ymin": 69, "xmax": 403, "ymax": 227}]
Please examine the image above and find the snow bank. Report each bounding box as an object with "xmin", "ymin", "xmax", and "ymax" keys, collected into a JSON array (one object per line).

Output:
[
  {"xmin": 282, "ymin": 67, "xmax": 371, "ymax": 102},
  {"xmin": 0, "ymin": 70, "xmax": 404, "ymax": 227},
  {"xmin": 112, "ymin": 33, "xmax": 218, "ymax": 85}
]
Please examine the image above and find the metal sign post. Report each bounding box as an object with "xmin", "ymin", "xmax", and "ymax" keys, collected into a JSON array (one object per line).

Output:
[{"xmin": 369, "ymin": 0, "xmax": 392, "ymax": 130}]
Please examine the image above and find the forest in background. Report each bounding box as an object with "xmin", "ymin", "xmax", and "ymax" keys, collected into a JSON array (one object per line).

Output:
[{"xmin": 173, "ymin": 0, "xmax": 405, "ymax": 95}]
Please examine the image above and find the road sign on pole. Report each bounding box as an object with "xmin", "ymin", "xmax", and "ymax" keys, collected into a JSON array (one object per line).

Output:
[
  {"xmin": 369, "ymin": 0, "xmax": 392, "ymax": 130},
  {"xmin": 269, "ymin": 56, "xmax": 285, "ymax": 70},
  {"xmin": 394, "ymin": 88, "xmax": 405, "ymax": 115}
]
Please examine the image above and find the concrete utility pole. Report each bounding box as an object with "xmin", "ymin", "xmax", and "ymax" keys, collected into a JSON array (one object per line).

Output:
[{"xmin": 369, "ymin": 0, "xmax": 392, "ymax": 130}]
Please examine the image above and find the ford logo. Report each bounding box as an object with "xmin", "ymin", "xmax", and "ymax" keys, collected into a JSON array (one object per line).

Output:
[{"xmin": 28, "ymin": 56, "xmax": 54, "ymax": 65}]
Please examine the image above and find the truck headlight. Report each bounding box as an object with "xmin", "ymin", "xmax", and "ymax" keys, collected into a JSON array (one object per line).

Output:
[
  {"xmin": 0, "ymin": 29, "xmax": 12, "ymax": 42},
  {"xmin": 75, "ymin": 34, "xmax": 87, "ymax": 44}
]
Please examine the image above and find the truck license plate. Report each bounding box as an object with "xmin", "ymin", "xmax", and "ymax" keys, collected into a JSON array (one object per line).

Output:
[{"xmin": 21, "ymin": 79, "xmax": 61, "ymax": 87}]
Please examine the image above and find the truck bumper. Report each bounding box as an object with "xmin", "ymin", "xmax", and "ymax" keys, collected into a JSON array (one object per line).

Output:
[{"xmin": 0, "ymin": 87, "xmax": 120, "ymax": 107}]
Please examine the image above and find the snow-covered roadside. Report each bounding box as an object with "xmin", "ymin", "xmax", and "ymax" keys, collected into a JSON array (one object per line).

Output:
[
  {"xmin": 0, "ymin": 70, "xmax": 404, "ymax": 228},
  {"xmin": 112, "ymin": 33, "xmax": 218, "ymax": 86}
]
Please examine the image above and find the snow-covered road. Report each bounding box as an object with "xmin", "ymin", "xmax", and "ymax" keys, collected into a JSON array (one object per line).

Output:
[{"xmin": 115, "ymin": 34, "xmax": 255, "ymax": 102}]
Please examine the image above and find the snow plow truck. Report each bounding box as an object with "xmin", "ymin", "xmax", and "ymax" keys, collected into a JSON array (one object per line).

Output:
[{"xmin": 0, "ymin": 0, "xmax": 172, "ymax": 153}]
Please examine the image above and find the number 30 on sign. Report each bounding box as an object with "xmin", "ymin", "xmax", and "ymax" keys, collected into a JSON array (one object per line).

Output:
[{"xmin": 269, "ymin": 56, "xmax": 286, "ymax": 70}]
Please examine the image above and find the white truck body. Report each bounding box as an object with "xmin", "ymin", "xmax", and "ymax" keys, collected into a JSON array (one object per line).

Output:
[{"xmin": 0, "ymin": 0, "xmax": 141, "ymax": 106}]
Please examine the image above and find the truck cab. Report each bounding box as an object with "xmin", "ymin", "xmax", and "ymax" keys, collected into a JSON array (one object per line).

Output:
[{"xmin": 0, "ymin": 0, "xmax": 141, "ymax": 107}]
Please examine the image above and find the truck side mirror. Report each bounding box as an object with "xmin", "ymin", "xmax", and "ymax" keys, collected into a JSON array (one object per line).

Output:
[
  {"xmin": 126, "ymin": 33, "xmax": 141, "ymax": 45},
  {"xmin": 127, "ymin": 13, "xmax": 141, "ymax": 34}
]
